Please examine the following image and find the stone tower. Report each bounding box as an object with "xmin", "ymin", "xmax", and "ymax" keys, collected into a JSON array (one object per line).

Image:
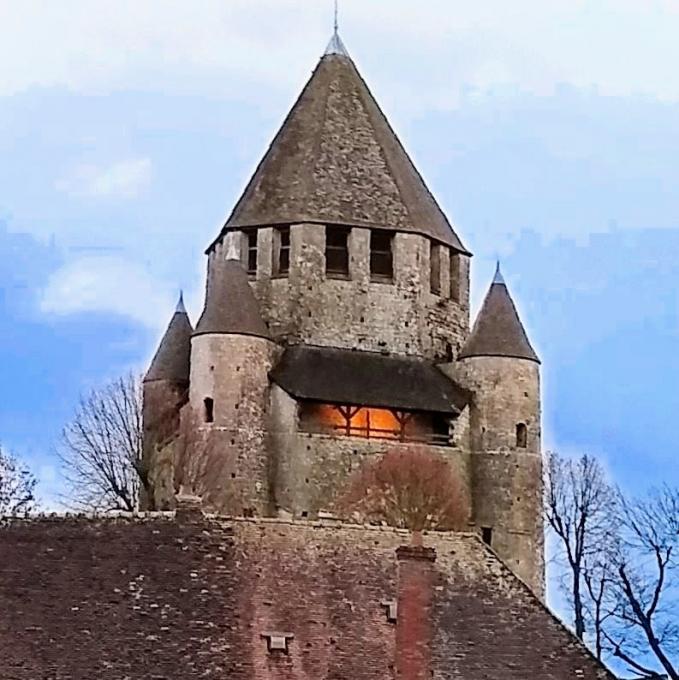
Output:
[
  {"xmin": 456, "ymin": 264, "xmax": 543, "ymax": 589},
  {"xmin": 142, "ymin": 294, "xmax": 192, "ymax": 510},
  {"xmin": 189, "ymin": 236, "xmax": 278, "ymax": 516},
  {"xmin": 143, "ymin": 36, "xmax": 545, "ymax": 594}
]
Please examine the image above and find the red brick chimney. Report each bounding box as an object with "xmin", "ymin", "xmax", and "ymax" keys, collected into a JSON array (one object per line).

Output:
[{"xmin": 395, "ymin": 545, "xmax": 436, "ymax": 680}]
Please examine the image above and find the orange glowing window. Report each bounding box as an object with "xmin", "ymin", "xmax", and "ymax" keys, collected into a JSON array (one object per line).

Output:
[{"xmin": 298, "ymin": 402, "xmax": 451, "ymax": 446}]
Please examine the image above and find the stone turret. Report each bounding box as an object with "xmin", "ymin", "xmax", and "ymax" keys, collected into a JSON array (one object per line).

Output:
[
  {"xmin": 457, "ymin": 264, "xmax": 543, "ymax": 595},
  {"xmin": 189, "ymin": 235, "xmax": 277, "ymax": 517},
  {"xmin": 142, "ymin": 293, "xmax": 193, "ymax": 510}
]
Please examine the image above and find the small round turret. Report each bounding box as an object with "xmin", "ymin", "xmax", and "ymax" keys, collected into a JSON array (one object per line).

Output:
[
  {"xmin": 458, "ymin": 264, "xmax": 543, "ymax": 595},
  {"xmin": 189, "ymin": 235, "xmax": 276, "ymax": 517},
  {"xmin": 142, "ymin": 293, "xmax": 193, "ymax": 510}
]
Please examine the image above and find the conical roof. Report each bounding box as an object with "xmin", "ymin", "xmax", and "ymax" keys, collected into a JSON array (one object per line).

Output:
[
  {"xmin": 145, "ymin": 294, "xmax": 193, "ymax": 382},
  {"xmin": 219, "ymin": 46, "xmax": 469, "ymax": 253},
  {"xmin": 458, "ymin": 265, "xmax": 539, "ymax": 363},
  {"xmin": 194, "ymin": 243, "xmax": 269, "ymax": 339}
]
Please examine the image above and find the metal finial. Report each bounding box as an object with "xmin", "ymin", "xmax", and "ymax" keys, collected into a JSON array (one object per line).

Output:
[
  {"xmin": 493, "ymin": 260, "xmax": 506, "ymax": 285},
  {"xmin": 176, "ymin": 290, "xmax": 187, "ymax": 314},
  {"xmin": 324, "ymin": 0, "xmax": 349, "ymax": 56}
]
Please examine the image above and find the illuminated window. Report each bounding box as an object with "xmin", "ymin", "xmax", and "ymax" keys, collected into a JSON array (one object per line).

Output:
[
  {"xmin": 273, "ymin": 226, "xmax": 290, "ymax": 276},
  {"xmin": 298, "ymin": 402, "xmax": 452, "ymax": 446},
  {"xmin": 326, "ymin": 227, "xmax": 350, "ymax": 277},
  {"xmin": 370, "ymin": 230, "xmax": 393, "ymax": 281}
]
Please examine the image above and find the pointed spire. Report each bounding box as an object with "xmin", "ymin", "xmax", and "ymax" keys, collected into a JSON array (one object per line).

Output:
[
  {"xmin": 458, "ymin": 267, "xmax": 539, "ymax": 363},
  {"xmin": 145, "ymin": 297, "xmax": 193, "ymax": 383},
  {"xmin": 194, "ymin": 250, "xmax": 269, "ymax": 339},
  {"xmin": 493, "ymin": 260, "xmax": 505, "ymax": 285},
  {"xmin": 219, "ymin": 32, "xmax": 469, "ymax": 254},
  {"xmin": 175, "ymin": 290, "xmax": 187, "ymax": 314}
]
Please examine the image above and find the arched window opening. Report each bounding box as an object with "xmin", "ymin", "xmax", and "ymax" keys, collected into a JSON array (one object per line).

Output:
[
  {"xmin": 204, "ymin": 397, "xmax": 215, "ymax": 424},
  {"xmin": 516, "ymin": 422, "xmax": 528, "ymax": 448}
]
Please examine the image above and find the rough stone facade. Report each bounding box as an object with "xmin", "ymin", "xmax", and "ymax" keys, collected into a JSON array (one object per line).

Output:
[
  {"xmin": 142, "ymin": 44, "xmax": 545, "ymax": 597},
  {"xmin": 0, "ymin": 513, "xmax": 615, "ymax": 679}
]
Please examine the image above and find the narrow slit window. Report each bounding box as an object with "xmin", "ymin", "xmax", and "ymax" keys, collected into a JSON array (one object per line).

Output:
[
  {"xmin": 370, "ymin": 229, "xmax": 393, "ymax": 281},
  {"xmin": 516, "ymin": 423, "xmax": 528, "ymax": 448},
  {"xmin": 273, "ymin": 226, "xmax": 290, "ymax": 276},
  {"xmin": 450, "ymin": 252, "xmax": 461, "ymax": 302},
  {"xmin": 481, "ymin": 527, "xmax": 493, "ymax": 546},
  {"xmin": 325, "ymin": 227, "xmax": 350, "ymax": 277},
  {"xmin": 245, "ymin": 230, "xmax": 258, "ymax": 276},
  {"xmin": 203, "ymin": 398, "xmax": 214, "ymax": 423},
  {"xmin": 430, "ymin": 242, "xmax": 442, "ymax": 294}
]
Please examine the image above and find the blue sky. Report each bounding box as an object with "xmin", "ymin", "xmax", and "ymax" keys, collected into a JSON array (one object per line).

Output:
[{"xmin": 1, "ymin": 0, "xmax": 678, "ymax": 507}]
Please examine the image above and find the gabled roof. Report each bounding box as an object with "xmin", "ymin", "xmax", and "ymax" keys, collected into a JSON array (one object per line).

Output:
[
  {"xmin": 0, "ymin": 515, "xmax": 617, "ymax": 680},
  {"xmin": 144, "ymin": 294, "xmax": 193, "ymax": 383},
  {"xmin": 270, "ymin": 345, "xmax": 469, "ymax": 414},
  {"xmin": 218, "ymin": 48, "xmax": 469, "ymax": 253},
  {"xmin": 194, "ymin": 246, "xmax": 269, "ymax": 339},
  {"xmin": 458, "ymin": 264, "xmax": 539, "ymax": 363}
]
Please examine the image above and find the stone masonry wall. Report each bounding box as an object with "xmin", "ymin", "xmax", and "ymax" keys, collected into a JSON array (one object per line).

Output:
[
  {"xmin": 456, "ymin": 356, "xmax": 544, "ymax": 595},
  {"xmin": 208, "ymin": 225, "xmax": 470, "ymax": 360},
  {"xmin": 188, "ymin": 334, "xmax": 280, "ymax": 516},
  {"xmin": 269, "ymin": 385, "xmax": 471, "ymax": 519}
]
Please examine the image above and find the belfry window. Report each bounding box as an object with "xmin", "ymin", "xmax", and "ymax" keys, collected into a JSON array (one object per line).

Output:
[
  {"xmin": 450, "ymin": 252, "xmax": 461, "ymax": 302},
  {"xmin": 516, "ymin": 423, "xmax": 528, "ymax": 448},
  {"xmin": 244, "ymin": 230, "xmax": 258, "ymax": 276},
  {"xmin": 370, "ymin": 229, "xmax": 393, "ymax": 282},
  {"xmin": 273, "ymin": 226, "xmax": 290, "ymax": 276},
  {"xmin": 299, "ymin": 402, "xmax": 452, "ymax": 446},
  {"xmin": 204, "ymin": 398, "xmax": 214, "ymax": 424},
  {"xmin": 430, "ymin": 242, "xmax": 442, "ymax": 295},
  {"xmin": 325, "ymin": 226, "xmax": 350, "ymax": 277}
]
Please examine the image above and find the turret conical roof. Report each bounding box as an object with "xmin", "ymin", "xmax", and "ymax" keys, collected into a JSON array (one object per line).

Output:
[
  {"xmin": 145, "ymin": 294, "xmax": 193, "ymax": 382},
  {"xmin": 458, "ymin": 265, "xmax": 539, "ymax": 363},
  {"xmin": 218, "ymin": 46, "xmax": 468, "ymax": 253},
  {"xmin": 194, "ymin": 242, "xmax": 269, "ymax": 339}
]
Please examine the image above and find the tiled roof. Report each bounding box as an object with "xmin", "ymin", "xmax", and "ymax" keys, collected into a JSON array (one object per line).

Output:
[
  {"xmin": 145, "ymin": 296, "xmax": 193, "ymax": 383},
  {"xmin": 218, "ymin": 50, "xmax": 469, "ymax": 253},
  {"xmin": 194, "ymin": 255, "xmax": 269, "ymax": 339},
  {"xmin": 270, "ymin": 345, "xmax": 469, "ymax": 414},
  {"xmin": 0, "ymin": 513, "xmax": 615, "ymax": 679},
  {"xmin": 459, "ymin": 266, "xmax": 539, "ymax": 362}
]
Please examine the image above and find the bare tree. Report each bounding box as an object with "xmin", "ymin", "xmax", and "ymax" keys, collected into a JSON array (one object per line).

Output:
[
  {"xmin": 605, "ymin": 487, "xmax": 679, "ymax": 680},
  {"xmin": 0, "ymin": 445, "xmax": 37, "ymax": 516},
  {"xmin": 59, "ymin": 374, "xmax": 144, "ymax": 512},
  {"xmin": 335, "ymin": 447, "xmax": 470, "ymax": 532},
  {"xmin": 544, "ymin": 452, "xmax": 616, "ymax": 645}
]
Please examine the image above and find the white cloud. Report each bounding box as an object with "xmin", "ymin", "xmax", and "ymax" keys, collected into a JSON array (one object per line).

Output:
[
  {"xmin": 40, "ymin": 255, "xmax": 173, "ymax": 329},
  {"xmin": 55, "ymin": 158, "xmax": 152, "ymax": 199},
  {"xmin": 2, "ymin": 0, "xmax": 679, "ymax": 106}
]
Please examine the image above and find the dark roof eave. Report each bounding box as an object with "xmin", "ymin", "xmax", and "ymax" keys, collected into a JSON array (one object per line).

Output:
[
  {"xmin": 270, "ymin": 379, "xmax": 463, "ymax": 416},
  {"xmin": 458, "ymin": 351, "xmax": 541, "ymax": 365}
]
